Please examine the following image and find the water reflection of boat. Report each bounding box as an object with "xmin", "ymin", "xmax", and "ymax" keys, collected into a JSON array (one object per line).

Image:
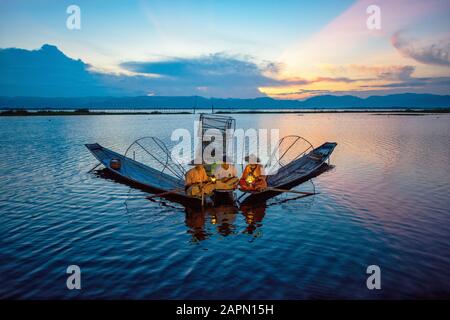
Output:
[{"xmin": 183, "ymin": 186, "xmax": 319, "ymax": 242}]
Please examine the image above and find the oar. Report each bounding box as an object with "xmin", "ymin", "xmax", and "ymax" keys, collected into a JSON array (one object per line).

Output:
[
  {"xmin": 147, "ymin": 188, "xmax": 185, "ymax": 199},
  {"xmin": 265, "ymin": 187, "xmax": 318, "ymax": 196}
]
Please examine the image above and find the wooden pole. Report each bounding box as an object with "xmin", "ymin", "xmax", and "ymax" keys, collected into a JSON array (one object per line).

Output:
[
  {"xmin": 200, "ymin": 183, "xmax": 205, "ymax": 207},
  {"xmin": 147, "ymin": 188, "xmax": 184, "ymax": 199},
  {"xmin": 265, "ymin": 187, "xmax": 318, "ymax": 196},
  {"xmin": 201, "ymin": 191, "xmax": 205, "ymax": 207}
]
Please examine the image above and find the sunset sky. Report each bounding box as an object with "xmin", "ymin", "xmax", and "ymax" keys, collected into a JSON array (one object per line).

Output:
[{"xmin": 0, "ymin": 0, "xmax": 449, "ymax": 98}]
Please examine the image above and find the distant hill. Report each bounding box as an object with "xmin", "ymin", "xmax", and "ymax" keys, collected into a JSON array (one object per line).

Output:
[
  {"xmin": 296, "ymin": 93, "xmax": 450, "ymax": 109},
  {"xmin": 1, "ymin": 93, "xmax": 450, "ymax": 110}
]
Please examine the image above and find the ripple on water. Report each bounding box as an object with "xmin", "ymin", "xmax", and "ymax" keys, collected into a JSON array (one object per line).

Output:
[{"xmin": 1, "ymin": 114, "xmax": 450, "ymax": 299}]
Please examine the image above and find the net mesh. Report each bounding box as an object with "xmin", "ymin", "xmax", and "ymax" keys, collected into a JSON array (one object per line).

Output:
[
  {"xmin": 125, "ymin": 137, "xmax": 186, "ymax": 180},
  {"xmin": 266, "ymin": 135, "xmax": 314, "ymax": 170},
  {"xmin": 198, "ymin": 114, "xmax": 236, "ymax": 163}
]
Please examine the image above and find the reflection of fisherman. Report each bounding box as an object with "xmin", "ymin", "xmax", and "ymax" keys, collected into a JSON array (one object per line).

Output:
[
  {"xmin": 239, "ymin": 155, "xmax": 267, "ymax": 191},
  {"xmin": 240, "ymin": 204, "xmax": 266, "ymax": 237},
  {"xmin": 212, "ymin": 158, "xmax": 239, "ymax": 190},
  {"xmin": 185, "ymin": 206, "xmax": 208, "ymax": 242},
  {"xmin": 185, "ymin": 163, "xmax": 216, "ymax": 197},
  {"xmin": 209, "ymin": 205, "xmax": 238, "ymax": 237}
]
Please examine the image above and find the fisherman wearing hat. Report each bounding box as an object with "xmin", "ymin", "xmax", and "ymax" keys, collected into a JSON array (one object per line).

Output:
[
  {"xmin": 239, "ymin": 154, "xmax": 267, "ymax": 191},
  {"xmin": 185, "ymin": 161, "xmax": 216, "ymax": 197},
  {"xmin": 212, "ymin": 157, "xmax": 239, "ymax": 190}
]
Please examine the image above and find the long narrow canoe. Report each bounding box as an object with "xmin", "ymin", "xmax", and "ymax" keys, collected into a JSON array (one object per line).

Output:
[
  {"xmin": 85, "ymin": 143, "xmax": 207, "ymax": 207},
  {"xmin": 240, "ymin": 142, "xmax": 337, "ymax": 205}
]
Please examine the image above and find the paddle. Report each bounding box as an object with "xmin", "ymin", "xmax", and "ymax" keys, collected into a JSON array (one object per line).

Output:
[
  {"xmin": 264, "ymin": 187, "xmax": 318, "ymax": 196},
  {"xmin": 147, "ymin": 188, "xmax": 185, "ymax": 199}
]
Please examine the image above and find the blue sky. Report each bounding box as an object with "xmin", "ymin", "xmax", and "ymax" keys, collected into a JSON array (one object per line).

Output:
[
  {"xmin": 0, "ymin": 1, "xmax": 352, "ymax": 62},
  {"xmin": 0, "ymin": 0, "xmax": 449, "ymax": 98}
]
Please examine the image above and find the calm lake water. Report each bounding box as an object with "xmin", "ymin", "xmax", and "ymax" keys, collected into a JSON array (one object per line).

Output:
[{"xmin": 1, "ymin": 113, "xmax": 449, "ymax": 299}]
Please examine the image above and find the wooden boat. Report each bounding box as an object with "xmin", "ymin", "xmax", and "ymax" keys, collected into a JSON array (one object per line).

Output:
[
  {"xmin": 239, "ymin": 142, "xmax": 337, "ymax": 205},
  {"xmin": 86, "ymin": 113, "xmax": 336, "ymax": 208},
  {"xmin": 85, "ymin": 143, "xmax": 234, "ymax": 208}
]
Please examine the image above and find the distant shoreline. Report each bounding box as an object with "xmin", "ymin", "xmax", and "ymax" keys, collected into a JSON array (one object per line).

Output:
[{"xmin": 1, "ymin": 108, "xmax": 450, "ymax": 116}]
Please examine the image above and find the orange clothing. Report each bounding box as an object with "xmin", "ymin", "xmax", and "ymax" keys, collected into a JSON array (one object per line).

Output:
[
  {"xmin": 239, "ymin": 164, "xmax": 267, "ymax": 191},
  {"xmin": 185, "ymin": 166, "xmax": 216, "ymax": 197},
  {"xmin": 241, "ymin": 164, "xmax": 264, "ymax": 178},
  {"xmin": 186, "ymin": 183, "xmax": 216, "ymax": 197},
  {"xmin": 239, "ymin": 177, "xmax": 267, "ymax": 191},
  {"xmin": 215, "ymin": 177, "xmax": 239, "ymax": 190},
  {"xmin": 185, "ymin": 166, "xmax": 209, "ymax": 187}
]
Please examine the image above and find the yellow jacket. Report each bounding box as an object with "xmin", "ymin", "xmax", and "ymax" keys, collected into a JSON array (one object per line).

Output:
[{"xmin": 185, "ymin": 166, "xmax": 209, "ymax": 186}]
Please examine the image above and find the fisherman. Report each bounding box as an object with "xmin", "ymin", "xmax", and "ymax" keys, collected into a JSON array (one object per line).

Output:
[
  {"xmin": 239, "ymin": 155, "xmax": 267, "ymax": 191},
  {"xmin": 185, "ymin": 162, "xmax": 216, "ymax": 197},
  {"xmin": 212, "ymin": 158, "xmax": 239, "ymax": 190}
]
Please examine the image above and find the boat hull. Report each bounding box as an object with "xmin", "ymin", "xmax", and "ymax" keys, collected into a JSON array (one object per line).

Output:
[{"xmin": 96, "ymin": 167, "xmax": 204, "ymax": 207}]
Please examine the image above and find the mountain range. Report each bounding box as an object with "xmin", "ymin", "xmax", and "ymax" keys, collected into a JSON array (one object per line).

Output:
[{"xmin": 1, "ymin": 93, "xmax": 450, "ymax": 110}]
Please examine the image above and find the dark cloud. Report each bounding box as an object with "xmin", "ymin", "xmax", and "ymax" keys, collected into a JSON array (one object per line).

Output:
[
  {"xmin": 269, "ymin": 89, "xmax": 333, "ymax": 97},
  {"xmin": 0, "ymin": 44, "xmax": 154, "ymax": 97},
  {"xmin": 314, "ymin": 76, "xmax": 361, "ymax": 83},
  {"xmin": 281, "ymin": 76, "xmax": 363, "ymax": 85},
  {"xmin": 120, "ymin": 53, "xmax": 281, "ymax": 97},
  {"xmin": 391, "ymin": 31, "xmax": 450, "ymax": 67},
  {"xmin": 121, "ymin": 55, "xmax": 370, "ymax": 96},
  {"xmin": 377, "ymin": 65, "xmax": 415, "ymax": 81},
  {"xmin": 0, "ymin": 46, "xmax": 281, "ymax": 98},
  {"xmin": 361, "ymin": 76, "xmax": 450, "ymax": 88},
  {"xmin": 122, "ymin": 53, "xmax": 268, "ymax": 77},
  {"xmin": 356, "ymin": 63, "xmax": 450, "ymax": 90}
]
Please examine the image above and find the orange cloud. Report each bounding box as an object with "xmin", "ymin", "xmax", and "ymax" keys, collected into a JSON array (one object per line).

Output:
[{"xmin": 262, "ymin": 0, "xmax": 450, "ymax": 98}]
